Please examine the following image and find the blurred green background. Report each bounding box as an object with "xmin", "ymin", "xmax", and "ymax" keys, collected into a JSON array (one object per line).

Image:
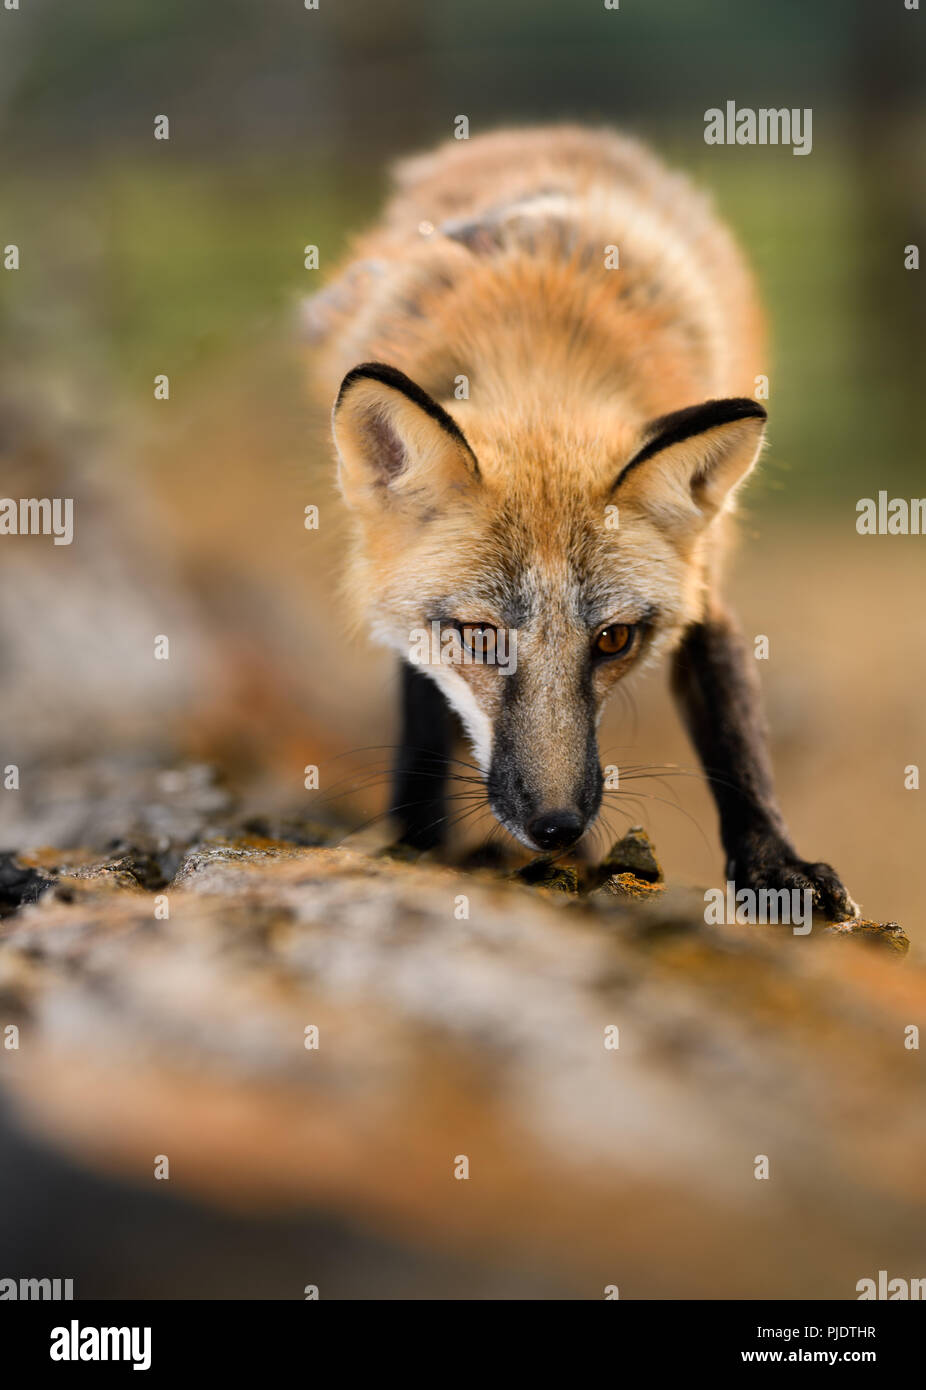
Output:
[{"xmin": 1, "ymin": 0, "xmax": 923, "ymax": 503}]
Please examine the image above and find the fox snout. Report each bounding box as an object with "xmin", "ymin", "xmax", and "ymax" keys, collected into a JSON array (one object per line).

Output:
[{"xmin": 486, "ymin": 712, "xmax": 604, "ymax": 853}]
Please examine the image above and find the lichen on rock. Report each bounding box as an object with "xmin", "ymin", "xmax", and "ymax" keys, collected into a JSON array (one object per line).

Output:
[{"xmin": 0, "ymin": 773, "xmax": 916, "ymax": 1298}]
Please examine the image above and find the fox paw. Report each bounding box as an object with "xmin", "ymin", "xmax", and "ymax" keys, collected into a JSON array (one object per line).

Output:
[{"xmin": 727, "ymin": 843, "xmax": 859, "ymax": 922}]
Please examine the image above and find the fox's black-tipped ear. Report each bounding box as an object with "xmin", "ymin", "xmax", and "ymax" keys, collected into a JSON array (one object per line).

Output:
[
  {"xmin": 613, "ymin": 399, "xmax": 767, "ymax": 531},
  {"xmin": 332, "ymin": 362, "xmax": 480, "ymax": 514}
]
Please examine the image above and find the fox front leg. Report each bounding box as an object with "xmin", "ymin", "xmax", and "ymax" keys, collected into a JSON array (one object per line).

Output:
[
  {"xmin": 390, "ymin": 662, "xmax": 455, "ymax": 850},
  {"xmin": 670, "ymin": 607, "xmax": 859, "ymax": 921}
]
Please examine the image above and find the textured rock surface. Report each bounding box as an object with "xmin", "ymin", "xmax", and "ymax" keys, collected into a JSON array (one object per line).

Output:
[{"xmin": 0, "ymin": 790, "xmax": 920, "ymax": 1298}]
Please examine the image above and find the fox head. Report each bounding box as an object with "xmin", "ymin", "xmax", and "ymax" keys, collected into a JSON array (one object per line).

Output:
[{"xmin": 332, "ymin": 362, "xmax": 766, "ymax": 852}]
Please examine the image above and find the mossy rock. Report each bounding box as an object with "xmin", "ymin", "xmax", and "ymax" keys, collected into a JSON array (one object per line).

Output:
[{"xmin": 598, "ymin": 826, "xmax": 663, "ymax": 884}]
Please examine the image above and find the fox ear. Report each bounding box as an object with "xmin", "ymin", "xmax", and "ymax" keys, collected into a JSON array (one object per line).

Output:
[
  {"xmin": 614, "ymin": 399, "xmax": 767, "ymax": 532},
  {"xmin": 332, "ymin": 362, "xmax": 480, "ymax": 514}
]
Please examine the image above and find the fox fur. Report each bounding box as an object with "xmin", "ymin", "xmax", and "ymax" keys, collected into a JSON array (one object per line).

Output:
[{"xmin": 305, "ymin": 125, "xmax": 856, "ymax": 918}]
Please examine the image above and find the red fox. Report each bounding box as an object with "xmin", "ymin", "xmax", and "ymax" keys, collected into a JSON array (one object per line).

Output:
[{"xmin": 307, "ymin": 125, "xmax": 856, "ymax": 917}]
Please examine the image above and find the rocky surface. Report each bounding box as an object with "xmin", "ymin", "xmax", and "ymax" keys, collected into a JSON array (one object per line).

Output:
[{"xmin": 0, "ymin": 769, "xmax": 920, "ymax": 1298}]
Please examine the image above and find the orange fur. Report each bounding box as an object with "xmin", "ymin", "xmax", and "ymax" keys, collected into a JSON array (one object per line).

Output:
[{"xmin": 308, "ymin": 126, "xmax": 768, "ymax": 825}]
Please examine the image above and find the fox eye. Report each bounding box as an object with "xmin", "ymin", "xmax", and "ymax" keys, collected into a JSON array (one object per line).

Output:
[
  {"xmin": 593, "ymin": 623, "xmax": 635, "ymax": 660},
  {"xmin": 455, "ymin": 623, "xmax": 499, "ymax": 660}
]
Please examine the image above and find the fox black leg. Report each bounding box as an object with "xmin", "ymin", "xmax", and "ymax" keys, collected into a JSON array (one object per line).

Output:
[
  {"xmin": 390, "ymin": 662, "xmax": 455, "ymax": 850},
  {"xmin": 670, "ymin": 607, "xmax": 858, "ymax": 920}
]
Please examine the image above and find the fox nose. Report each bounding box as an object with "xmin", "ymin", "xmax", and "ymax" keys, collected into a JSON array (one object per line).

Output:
[{"xmin": 526, "ymin": 809, "xmax": 585, "ymax": 852}]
